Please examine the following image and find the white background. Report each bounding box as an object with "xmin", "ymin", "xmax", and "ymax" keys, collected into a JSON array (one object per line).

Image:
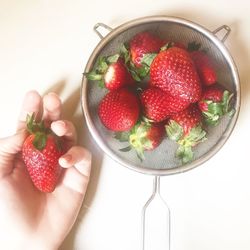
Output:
[{"xmin": 0, "ymin": 0, "xmax": 250, "ymax": 249}]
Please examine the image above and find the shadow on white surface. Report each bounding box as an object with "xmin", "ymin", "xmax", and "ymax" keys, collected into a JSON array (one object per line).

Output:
[{"xmin": 43, "ymin": 81, "xmax": 104, "ymax": 250}]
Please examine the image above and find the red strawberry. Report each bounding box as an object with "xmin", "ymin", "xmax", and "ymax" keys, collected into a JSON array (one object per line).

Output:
[
  {"xmin": 198, "ymin": 85, "xmax": 234, "ymax": 125},
  {"xmin": 104, "ymin": 59, "xmax": 134, "ymax": 90},
  {"xmin": 187, "ymin": 41, "xmax": 217, "ymax": 86},
  {"xmin": 86, "ymin": 55, "xmax": 134, "ymax": 90},
  {"xmin": 98, "ymin": 88, "xmax": 140, "ymax": 131},
  {"xmin": 129, "ymin": 31, "xmax": 164, "ymax": 68},
  {"xmin": 140, "ymin": 87, "xmax": 190, "ymax": 122},
  {"xmin": 150, "ymin": 47, "xmax": 202, "ymax": 103},
  {"xmin": 190, "ymin": 50, "xmax": 217, "ymax": 86},
  {"xmin": 165, "ymin": 104, "xmax": 206, "ymax": 163},
  {"xmin": 22, "ymin": 114, "xmax": 64, "ymax": 193},
  {"xmin": 128, "ymin": 121, "xmax": 165, "ymax": 160}
]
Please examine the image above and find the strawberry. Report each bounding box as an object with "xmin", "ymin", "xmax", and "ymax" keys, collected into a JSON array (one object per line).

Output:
[
  {"xmin": 98, "ymin": 88, "xmax": 140, "ymax": 131},
  {"xmin": 85, "ymin": 55, "xmax": 134, "ymax": 90},
  {"xmin": 140, "ymin": 87, "xmax": 190, "ymax": 122},
  {"xmin": 190, "ymin": 50, "xmax": 217, "ymax": 86},
  {"xmin": 150, "ymin": 47, "xmax": 202, "ymax": 103},
  {"xmin": 165, "ymin": 104, "xmax": 206, "ymax": 163},
  {"xmin": 116, "ymin": 121, "xmax": 165, "ymax": 160},
  {"xmin": 188, "ymin": 42, "xmax": 217, "ymax": 86},
  {"xmin": 22, "ymin": 114, "xmax": 64, "ymax": 193},
  {"xmin": 129, "ymin": 31, "xmax": 164, "ymax": 68},
  {"xmin": 198, "ymin": 85, "xmax": 234, "ymax": 125},
  {"xmin": 129, "ymin": 121, "xmax": 165, "ymax": 160}
]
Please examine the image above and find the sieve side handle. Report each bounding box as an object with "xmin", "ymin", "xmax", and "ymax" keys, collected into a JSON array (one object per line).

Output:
[
  {"xmin": 93, "ymin": 23, "xmax": 113, "ymax": 39},
  {"xmin": 212, "ymin": 25, "xmax": 231, "ymax": 42},
  {"xmin": 141, "ymin": 176, "xmax": 170, "ymax": 250}
]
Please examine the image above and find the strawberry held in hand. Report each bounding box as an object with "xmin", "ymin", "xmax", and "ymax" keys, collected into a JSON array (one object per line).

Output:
[
  {"xmin": 98, "ymin": 88, "xmax": 140, "ymax": 131},
  {"xmin": 198, "ymin": 85, "xmax": 234, "ymax": 125},
  {"xmin": 86, "ymin": 55, "xmax": 134, "ymax": 90},
  {"xmin": 166, "ymin": 104, "xmax": 206, "ymax": 163},
  {"xmin": 22, "ymin": 114, "xmax": 64, "ymax": 193},
  {"xmin": 150, "ymin": 47, "xmax": 202, "ymax": 103}
]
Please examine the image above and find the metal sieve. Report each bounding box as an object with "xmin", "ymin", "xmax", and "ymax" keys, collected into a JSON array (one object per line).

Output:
[{"xmin": 81, "ymin": 16, "xmax": 240, "ymax": 249}]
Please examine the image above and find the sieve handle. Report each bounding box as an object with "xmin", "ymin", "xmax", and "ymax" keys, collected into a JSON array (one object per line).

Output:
[
  {"xmin": 212, "ymin": 25, "xmax": 231, "ymax": 42},
  {"xmin": 93, "ymin": 23, "xmax": 113, "ymax": 39},
  {"xmin": 141, "ymin": 176, "xmax": 170, "ymax": 250}
]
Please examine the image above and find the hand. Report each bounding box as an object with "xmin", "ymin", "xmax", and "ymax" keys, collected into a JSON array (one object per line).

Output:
[{"xmin": 0, "ymin": 91, "xmax": 92, "ymax": 250}]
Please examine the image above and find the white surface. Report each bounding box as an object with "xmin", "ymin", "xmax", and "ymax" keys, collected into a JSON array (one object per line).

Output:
[{"xmin": 0, "ymin": 1, "xmax": 250, "ymax": 250}]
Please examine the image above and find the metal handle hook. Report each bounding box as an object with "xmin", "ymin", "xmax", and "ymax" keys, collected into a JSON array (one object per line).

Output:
[
  {"xmin": 141, "ymin": 176, "xmax": 170, "ymax": 250},
  {"xmin": 93, "ymin": 23, "xmax": 113, "ymax": 39},
  {"xmin": 213, "ymin": 25, "xmax": 231, "ymax": 43}
]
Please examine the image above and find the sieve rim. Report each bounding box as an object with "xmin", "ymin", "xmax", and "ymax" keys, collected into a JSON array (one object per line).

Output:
[{"xmin": 81, "ymin": 15, "xmax": 241, "ymax": 176}]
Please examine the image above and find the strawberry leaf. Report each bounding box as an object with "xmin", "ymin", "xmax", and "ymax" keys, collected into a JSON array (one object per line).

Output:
[
  {"xmin": 176, "ymin": 125, "xmax": 206, "ymax": 163},
  {"xmin": 96, "ymin": 56, "xmax": 109, "ymax": 73},
  {"xmin": 85, "ymin": 71, "xmax": 103, "ymax": 81},
  {"xmin": 178, "ymin": 125, "xmax": 206, "ymax": 147},
  {"xmin": 114, "ymin": 131, "xmax": 130, "ymax": 142},
  {"xmin": 207, "ymin": 102, "xmax": 224, "ymax": 116},
  {"xmin": 26, "ymin": 113, "xmax": 36, "ymax": 134},
  {"xmin": 187, "ymin": 41, "xmax": 201, "ymax": 51},
  {"xmin": 26, "ymin": 113, "xmax": 49, "ymax": 134},
  {"xmin": 228, "ymin": 108, "xmax": 235, "ymax": 117},
  {"xmin": 166, "ymin": 120, "xmax": 184, "ymax": 142},
  {"xmin": 141, "ymin": 53, "xmax": 157, "ymax": 67},
  {"xmin": 120, "ymin": 43, "xmax": 131, "ymax": 64},
  {"xmin": 136, "ymin": 149, "xmax": 145, "ymax": 162},
  {"xmin": 202, "ymin": 112, "xmax": 220, "ymax": 126},
  {"xmin": 176, "ymin": 145, "xmax": 193, "ymax": 164},
  {"xmin": 128, "ymin": 122, "xmax": 153, "ymax": 160},
  {"xmin": 185, "ymin": 126, "xmax": 207, "ymax": 146},
  {"xmin": 97, "ymin": 79, "xmax": 105, "ymax": 88},
  {"xmin": 119, "ymin": 145, "xmax": 132, "ymax": 152},
  {"xmin": 127, "ymin": 60, "xmax": 150, "ymax": 82},
  {"xmin": 142, "ymin": 116, "xmax": 155, "ymax": 124},
  {"xmin": 203, "ymin": 90, "xmax": 235, "ymax": 125},
  {"xmin": 106, "ymin": 54, "xmax": 120, "ymax": 64},
  {"xmin": 128, "ymin": 67, "xmax": 142, "ymax": 82},
  {"xmin": 160, "ymin": 42, "xmax": 173, "ymax": 51},
  {"xmin": 33, "ymin": 132, "xmax": 47, "ymax": 151},
  {"xmin": 222, "ymin": 90, "xmax": 234, "ymax": 114},
  {"xmin": 136, "ymin": 65, "xmax": 150, "ymax": 78}
]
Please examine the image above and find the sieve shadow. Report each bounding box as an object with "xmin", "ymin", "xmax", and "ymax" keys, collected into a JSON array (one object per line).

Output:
[{"xmin": 44, "ymin": 82, "xmax": 104, "ymax": 250}]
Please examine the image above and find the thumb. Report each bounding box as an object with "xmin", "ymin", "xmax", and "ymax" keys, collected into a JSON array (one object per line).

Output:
[{"xmin": 0, "ymin": 129, "xmax": 27, "ymax": 178}]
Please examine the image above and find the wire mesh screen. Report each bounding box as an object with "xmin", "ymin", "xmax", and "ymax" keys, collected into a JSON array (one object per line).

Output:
[{"xmin": 83, "ymin": 19, "xmax": 238, "ymax": 173}]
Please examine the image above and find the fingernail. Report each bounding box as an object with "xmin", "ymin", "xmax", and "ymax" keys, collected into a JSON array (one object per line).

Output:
[
  {"xmin": 48, "ymin": 92, "xmax": 59, "ymax": 98},
  {"xmin": 56, "ymin": 120, "xmax": 66, "ymax": 128},
  {"xmin": 63, "ymin": 154, "xmax": 72, "ymax": 162},
  {"xmin": 59, "ymin": 154, "xmax": 72, "ymax": 167}
]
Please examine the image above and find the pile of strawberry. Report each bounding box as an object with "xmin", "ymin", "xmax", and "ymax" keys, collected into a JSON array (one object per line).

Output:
[{"xmin": 86, "ymin": 31, "xmax": 234, "ymax": 163}]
